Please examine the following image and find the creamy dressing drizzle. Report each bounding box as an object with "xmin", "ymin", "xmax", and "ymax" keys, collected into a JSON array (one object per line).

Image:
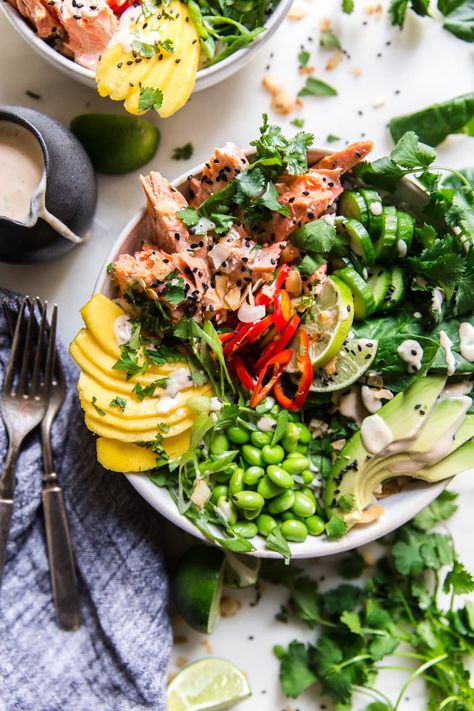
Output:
[
  {"xmin": 431, "ymin": 287, "xmax": 444, "ymax": 315},
  {"xmin": 397, "ymin": 239, "xmax": 407, "ymax": 257},
  {"xmin": 155, "ymin": 367, "xmax": 193, "ymax": 414},
  {"xmin": 439, "ymin": 330, "xmax": 456, "ymax": 376},
  {"xmin": 361, "ymin": 385, "xmax": 393, "ymax": 414},
  {"xmin": 0, "ymin": 121, "xmax": 44, "ymax": 222},
  {"xmin": 113, "ymin": 315, "xmax": 133, "ymax": 345},
  {"xmin": 397, "ymin": 339, "xmax": 423, "ymax": 373},
  {"xmin": 440, "ymin": 380, "xmax": 473, "ymax": 398},
  {"xmin": 370, "ymin": 202, "xmax": 382, "ymax": 216},
  {"xmin": 112, "ymin": 7, "xmax": 142, "ymax": 51},
  {"xmin": 459, "ymin": 322, "xmax": 474, "ymax": 362},
  {"xmin": 257, "ymin": 416, "xmax": 277, "ymax": 432},
  {"xmin": 360, "ymin": 414, "xmax": 394, "ymax": 454}
]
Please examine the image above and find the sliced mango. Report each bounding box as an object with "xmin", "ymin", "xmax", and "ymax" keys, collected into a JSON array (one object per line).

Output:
[
  {"xmin": 80, "ymin": 293, "xmax": 124, "ymax": 359},
  {"xmin": 97, "ymin": 429, "xmax": 191, "ymax": 472},
  {"xmin": 84, "ymin": 414, "xmax": 193, "ymax": 442},
  {"xmin": 96, "ymin": 1, "xmax": 199, "ymax": 118}
]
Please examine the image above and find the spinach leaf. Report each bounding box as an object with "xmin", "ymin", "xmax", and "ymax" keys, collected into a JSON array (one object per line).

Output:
[
  {"xmin": 389, "ymin": 0, "xmax": 431, "ymax": 27},
  {"xmin": 389, "ymin": 93, "xmax": 474, "ymax": 146},
  {"xmin": 298, "ymin": 77, "xmax": 337, "ymax": 97},
  {"xmin": 371, "ymin": 334, "xmax": 440, "ymax": 391},
  {"xmin": 442, "ymin": 0, "xmax": 474, "ymax": 41},
  {"xmin": 356, "ymin": 132, "xmax": 436, "ymax": 189}
]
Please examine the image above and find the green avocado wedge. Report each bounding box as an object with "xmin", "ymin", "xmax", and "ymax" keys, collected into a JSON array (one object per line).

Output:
[{"xmin": 70, "ymin": 113, "xmax": 160, "ymax": 174}]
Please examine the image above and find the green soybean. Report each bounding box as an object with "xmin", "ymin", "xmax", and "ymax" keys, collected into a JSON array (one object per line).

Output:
[
  {"xmin": 211, "ymin": 485, "xmax": 228, "ymax": 503},
  {"xmin": 261, "ymin": 444, "xmax": 285, "ymax": 465},
  {"xmin": 301, "ymin": 487, "xmax": 316, "ymax": 503},
  {"xmin": 229, "ymin": 467, "xmax": 245, "ymax": 495},
  {"xmin": 268, "ymin": 489, "xmax": 295, "ymax": 514},
  {"xmin": 232, "ymin": 490, "xmax": 265, "ymax": 511},
  {"xmin": 250, "ymin": 431, "xmax": 272, "ymax": 448},
  {"xmin": 257, "ymin": 476, "xmax": 283, "ymax": 499},
  {"xmin": 301, "ymin": 469, "xmax": 314, "ymax": 484},
  {"xmin": 256, "ymin": 513, "xmax": 278, "ymax": 537},
  {"xmin": 216, "ymin": 496, "xmax": 237, "ymax": 525},
  {"xmin": 281, "ymin": 455, "xmax": 309, "ymax": 475},
  {"xmin": 243, "ymin": 507, "xmax": 262, "ymax": 521},
  {"xmin": 295, "ymin": 443, "xmax": 308, "ymax": 454},
  {"xmin": 306, "ymin": 515, "xmax": 325, "ymax": 536},
  {"xmin": 232, "ymin": 521, "xmax": 258, "ymax": 538},
  {"xmin": 292, "ymin": 491, "xmax": 316, "ymax": 518},
  {"xmin": 243, "ymin": 466, "xmax": 265, "ymax": 486},
  {"xmin": 266, "ymin": 465, "xmax": 294, "ymax": 489},
  {"xmin": 241, "ymin": 444, "xmax": 264, "ymax": 467},
  {"xmin": 227, "ymin": 425, "xmax": 250, "ymax": 445},
  {"xmin": 210, "ymin": 432, "xmax": 230, "ymax": 455},
  {"xmin": 281, "ymin": 519, "xmax": 308, "ymax": 542},
  {"xmin": 295, "ymin": 423, "xmax": 312, "ymax": 444},
  {"xmin": 281, "ymin": 423, "xmax": 300, "ymax": 453}
]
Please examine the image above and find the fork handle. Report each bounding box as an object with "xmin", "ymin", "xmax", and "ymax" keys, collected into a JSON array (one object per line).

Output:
[
  {"xmin": 0, "ymin": 442, "xmax": 20, "ymax": 585},
  {"xmin": 42, "ymin": 479, "xmax": 82, "ymax": 631}
]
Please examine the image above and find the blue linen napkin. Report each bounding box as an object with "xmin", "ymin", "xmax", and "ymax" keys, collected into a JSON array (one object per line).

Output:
[{"xmin": 0, "ymin": 290, "xmax": 172, "ymax": 711}]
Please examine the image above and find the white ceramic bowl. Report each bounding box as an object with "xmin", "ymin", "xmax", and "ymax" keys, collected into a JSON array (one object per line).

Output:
[
  {"xmin": 93, "ymin": 148, "xmax": 452, "ymax": 558},
  {"xmin": 1, "ymin": 0, "xmax": 292, "ymax": 92}
]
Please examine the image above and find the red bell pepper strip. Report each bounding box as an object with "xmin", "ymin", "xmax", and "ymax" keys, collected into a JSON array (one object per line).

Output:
[
  {"xmin": 273, "ymin": 289, "xmax": 291, "ymax": 333},
  {"xmin": 233, "ymin": 355, "xmax": 257, "ymax": 391},
  {"xmin": 252, "ymin": 313, "xmax": 300, "ymax": 374},
  {"xmin": 218, "ymin": 332, "xmax": 235, "ymax": 343},
  {"xmin": 249, "ymin": 349, "xmax": 292, "ymax": 408},
  {"xmin": 223, "ymin": 322, "xmax": 254, "ymax": 356},
  {"xmin": 274, "ymin": 329, "xmax": 313, "ymax": 411},
  {"xmin": 246, "ymin": 314, "xmax": 274, "ymax": 344},
  {"xmin": 254, "ymin": 265, "xmax": 291, "ymax": 308}
]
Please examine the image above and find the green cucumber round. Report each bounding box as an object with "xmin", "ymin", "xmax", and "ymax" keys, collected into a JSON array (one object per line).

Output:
[
  {"xmin": 359, "ymin": 189, "xmax": 383, "ymax": 238},
  {"xmin": 333, "ymin": 266, "xmax": 376, "ymax": 320},
  {"xmin": 367, "ymin": 265, "xmax": 391, "ymax": 309},
  {"xmin": 339, "ymin": 218, "xmax": 376, "ymax": 266},
  {"xmin": 395, "ymin": 210, "xmax": 415, "ymax": 257},
  {"xmin": 338, "ymin": 191, "xmax": 369, "ymax": 226},
  {"xmin": 380, "ymin": 266, "xmax": 406, "ymax": 312},
  {"xmin": 374, "ymin": 206, "xmax": 398, "ymax": 261}
]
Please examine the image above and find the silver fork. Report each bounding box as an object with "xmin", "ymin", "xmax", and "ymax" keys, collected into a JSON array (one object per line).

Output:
[
  {"xmin": 37, "ymin": 302, "xmax": 82, "ymax": 631},
  {"xmin": 0, "ymin": 297, "xmax": 53, "ymax": 584}
]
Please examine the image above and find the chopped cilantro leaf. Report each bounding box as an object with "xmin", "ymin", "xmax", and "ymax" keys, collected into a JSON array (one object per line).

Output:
[
  {"xmin": 138, "ymin": 86, "xmax": 164, "ymax": 112},
  {"xmin": 109, "ymin": 396, "xmax": 127, "ymax": 412},
  {"xmin": 133, "ymin": 379, "xmax": 168, "ymax": 401},
  {"xmin": 298, "ymin": 49, "xmax": 310, "ymax": 68},
  {"xmin": 298, "ymin": 77, "xmax": 337, "ymax": 97},
  {"xmin": 291, "ymin": 117, "xmax": 305, "ymax": 128},
  {"xmin": 326, "ymin": 133, "xmax": 340, "ymax": 143},
  {"xmin": 106, "ymin": 262, "xmax": 114, "ymax": 274},
  {"xmin": 91, "ymin": 396, "xmax": 106, "ymax": 416},
  {"xmin": 172, "ymin": 142, "xmax": 194, "ymax": 160},
  {"xmin": 177, "ymin": 206, "xmax": 200, "ymax": 227},
  {"xmin": 320, "ymin": 29, "xmax": 342, "ymax": 50},
  {"xmin": 325, "ymin": 514, "xmax": 348, "ymax": 539}
]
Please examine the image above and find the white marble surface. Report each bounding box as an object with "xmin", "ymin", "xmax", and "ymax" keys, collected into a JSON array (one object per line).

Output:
[{"xmin": 0, "ymin": 2, "xmax": 473, "ymax": 708}]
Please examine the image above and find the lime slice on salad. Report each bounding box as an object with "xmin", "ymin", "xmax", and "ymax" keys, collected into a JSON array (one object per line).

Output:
[
  {"xmin": 167, "ymin": 658, "xmax": 252, "ymax": 711},
  {"xmin": 310, "ymin": 338, "xmax": 378, "ymax": 392},
  {"xmin": 70, "ymin": 113, "xmax": 160, "ymax": 174},
  {"xmin": 223, "ymin": 553, "xmax": 261, "ymax": 588},
  {"xmin": 173, "ymin": 546, "xmax": 225, "ymax": 634},
  {"xmin": 304, "ymin": 275, "xmax": 355, "ymax": 369}
]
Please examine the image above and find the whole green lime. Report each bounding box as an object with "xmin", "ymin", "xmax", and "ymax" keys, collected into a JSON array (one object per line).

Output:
[{"xmin": 70, "ymin": 113, "xmax": 160, "ymax": 174}]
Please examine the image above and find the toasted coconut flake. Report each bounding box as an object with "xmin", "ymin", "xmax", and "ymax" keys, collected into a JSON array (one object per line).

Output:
[
  {"xmin": 225, "ymin": 286, "xmax": 244, "ymax": 311},
  {"xmin": 238, "ymin": 301, "xmax": 266, "ymax": 323},
  {"xmin": 208, "ymin": 243, "xmax": 231, "ymax": 269},
  {"xmin": 190, "ymin": 479, "xmax": 211, "ymax": 508},
  {"xmin": 331, "ymin": 438, "xmax": 346, "ymax": 451},
  {"xmin": 359, "ymin": 504, "xmax": 384, "ymax": 523},
  {"xmin": 325, "ymin": 50, "xmax": 343, "ymax": 71},
  {"xmin": 285, "ymin": 269, "xmax": 303, "ymax": 296},
  {"xmin": 215, "ymin": 274, "xmax": 229, "ymax": 300}
]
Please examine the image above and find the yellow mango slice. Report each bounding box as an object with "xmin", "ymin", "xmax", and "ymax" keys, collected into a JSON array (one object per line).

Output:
[
  {"xmin": 84, "ymin": 414, "xmax": 193, "ymax": 442},
  {"xmin": 80, "ymin": 293, "xmax": 124, "ymax": 359},
  {"xmin": 95, "ymin": 0, "xmax": 199, "ymax": 118},
  {"xmin": 97, "ymin": 429, "xmax": 190, "ymax": 472}
]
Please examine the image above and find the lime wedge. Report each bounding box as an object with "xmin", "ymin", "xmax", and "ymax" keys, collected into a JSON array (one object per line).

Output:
[
  {"xmin": 70, "ymin": 113, "xmax": 160, "ymax": 174},
  {"xmin": 167, "ymin": 658, "xmax": 252, "ymax": 711},
  {"xmin": 173, "ymin": 546, "xmax": 225, "ymax": 634},
  {"xmin": 223, "ymin": 553, "xmax": 260, "ymax": 588},
  {"xmin": 310, "ymin": 338, "xmax": 378, "ymax": 392},
  {"xmin": 304, "ymin": 275, "xmax": 355, "ymax": 369}
]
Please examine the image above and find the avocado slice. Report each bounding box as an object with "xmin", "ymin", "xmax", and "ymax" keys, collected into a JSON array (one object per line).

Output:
[
  {"xmin": 324, "ymin": 375, "xmax": 447, "ymax": 526},
  {"xmin": 414, "ymin": 440, "xmax": 474, "ymax": 483}
]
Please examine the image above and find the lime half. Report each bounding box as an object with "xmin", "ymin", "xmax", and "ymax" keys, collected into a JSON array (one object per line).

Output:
[
  {"xmin": 173, "ymin": 546, "xmax": 225, "ymax": 634},
  {"xmin": 304, "ymin": 275, "xmax": 355, "ymax": 369},
  {"xmin": 310, "ymin": 338, "xmax": 378, "ymax": 392},
  {"xmin": 167, "ymin": 658, "xmax": 252, "ymax": 711}
]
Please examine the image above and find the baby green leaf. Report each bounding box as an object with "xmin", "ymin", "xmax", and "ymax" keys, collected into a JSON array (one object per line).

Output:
[
  {"xmin": 389, "ymin": 93, "xmax": 474, "ymax": 146},
  {"xmin": 298, "ymin": 77, "xmax": 337, "ymax": 97}
]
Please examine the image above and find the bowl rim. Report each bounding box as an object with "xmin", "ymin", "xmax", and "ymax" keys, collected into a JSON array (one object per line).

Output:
[
  {"xmin": 1, "ymin": 0, "xmax": 292, "ymax": 84},
  {"xmin": 92, "ymin": 146, "xmax": 452, "ymax": 558}
]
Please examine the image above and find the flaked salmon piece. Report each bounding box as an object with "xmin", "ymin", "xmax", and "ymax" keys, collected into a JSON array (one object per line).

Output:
[
  {"xmin": 48, "ymin": 0, "xmax": 118, "ymax": 71},
  {"xmin": 177, "ymin": 252, "xmax": 223, "ymax": 313},
  {"xmin": 9, "ymin": 0, "xmax": 61, "ymax": 38},
  {"xmin": 141, "ymin": 172, "xmax": 192, "ymax": 254},
  {"xmin": 314, "ymin": 140, "xmax": 373, "ymax": 173},
  {"xmin": 208, "ymin": 226, "xmax": 285, "ymax": 282},
  {"xmin": 189, "ymin": 143, "xmax": 249, "ymax": 208},
  {"xmin": 112, "ymin": 244, "xmax": 175, "ymax": 294}
]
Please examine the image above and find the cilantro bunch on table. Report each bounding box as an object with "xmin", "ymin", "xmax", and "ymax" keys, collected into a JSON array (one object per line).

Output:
[{"xmin": 266, "ymin": 491, "xmax": 474, "ymax": 709}]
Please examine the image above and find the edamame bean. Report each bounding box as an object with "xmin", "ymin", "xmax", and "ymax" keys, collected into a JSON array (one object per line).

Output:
[
  {"xmin": 256, "ymin": 513, "xmax": 278, "ymax": 537},
  {"xmin": 300, "ymin": 487, "xmax": 316, "ymax": 504},
  {"xmin": 295, "ymin": 422, "xmax": 312, "ymax": 444},
  {"xmin": 250, "ymin": 431, "xmax": 272, "ymax": 448},
  {"xmin": 291, "ymin": 491, "xmax": 316, "ymax": 518},
  {"xmin": 216, "ymin": 496, "xmax": 237, "ymax": 525},
  {"xmin": 280, "ymin": 519, "xmax": 308, "ymax": 542},
  {"xmin": 229, "ymin": 467, "xmax": 245, "ymax": 495},
  {"xmin": 268, "ymin": 489, "xmax": 295, "ymax": 514},
  {"xmin": 266, "ymin": 465, "xmax": 294, "ymax": 489},
  {"xmin": 243, "ymin": 466, "xmax": 265, "ymax": 486},
  {"xmin": 232, "ymin": 521, "xmax": 258, "ymax": 538},
  {"xmin": 281, "ymin": 455, "xmax": 309, "ymax": 475},
  {"xmin": 257, "ymin": 476, "xmax": 283, "ymax": 499},
  {"xmin": 210, "ymin": 432, "xmax": 230, "ymax": 455},
  {"xmin": 261, "ymin": 444, "xmax": 285, "ymax": 465},
  {"xmin": 301, "ymin": 469, "xmax": 314, "ymax": 484},
  {"xmin": 243, "ymin": 507, "xmax": 262, "ymax": 521},
  {"xmin": 280, "ymin": 511, "xmax": 297, "ymax": 522},
  {"xmin": 295, "ymin": 443, "xmax": 308, "ymax": 454},
  {"xmin": 306, "ymin": 515, "xmax": 325, "ymax": 536},
  {"xmin": 232, "ymin": 490, "xmax": 265, "ymax": 511},
  {"xmin": 281, "ymin": 423, "xmax": 300, "ymax": 453},
  {"xmin": 241, "ymin": 444, "xmax": 264, "ymax": 467},
  {"xmin": 211, "ymin": 485, "xmax": 228, "ymax": 503},
  {"xmin": 227, "ymin": 425, "xmax": 250, "ymax": 445}
]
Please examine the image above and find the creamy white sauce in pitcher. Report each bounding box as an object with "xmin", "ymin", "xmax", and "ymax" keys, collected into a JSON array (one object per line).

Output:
[{"xmin": 0, "ymin": 121, "xmax": 44, "ymax": 223}]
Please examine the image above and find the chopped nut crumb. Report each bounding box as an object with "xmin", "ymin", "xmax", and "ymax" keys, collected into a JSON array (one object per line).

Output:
[
  {"xmin": 365, "ymin": 3, "xmax": 383, "ymax": 19},
  {"xmin": 262, "ymin": 75, "xmax": 296, "ymax": 115},
  {"xmin": 173, "ymin": 634, "xmax": 189, "ymax": 644},
  {"xmin": 349, "ymin": 66, "xmax": 362, "ymax": 77},
  {"xmin": 200, "ymin": 639, "xmax": 213, "ymax": 654},
  {"xmin": 167, "ymin": 672, "xmax": 177, "ymax": 685},
  {"xmin": 320, "ymin": 17, "xmax": 331, "ymax": 32},
  {"xmin": 372, "ymin": 95, "xmax": 386, "ymax": 108},
  {"xmin": 220, "ymin": 596, "xmax": 242, "ymax": 618},
  {"xmin": 325, "ymin": 50, "xmax": 343, "ymax": 71},
  {"xmin": 262, "ymin": 74, "xmax": 280, "ymax": 94},
  {"xmin": 359, "ymin": 504, "xmax": 384, "ymax": 523},
  {"xmin": 361, "ymin": 549, "xmax": 376, "ymax": 566},
  {"xmin": 299, "ymin": 65, "xmax": 315, "ymax": 75},
  {"xmin": 175, "ymin": 656, "xmax": 188, "ymax": 668},
  {"xmin": 287, "ymin": 2, "xmax": 307, "ymax": 19}
]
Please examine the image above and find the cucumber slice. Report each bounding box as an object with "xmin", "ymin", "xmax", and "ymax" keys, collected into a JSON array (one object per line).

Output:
[
  {"xmin": 333, "ymin": 267, "xmax": 376, "ymax": 320},
  {"xmin": 338, "ymin": 191, "xmax": 369, "ymax": 226},
  {"xmin": 395, "ymin": 210, "xmax": 415, "ymax": 257},
  {"xmin": 380, "ymin": 266, "xmax": 406, "ymax": 312},
  {"xmin": 338, "ymin": 218, "xmax": 376, "ymax": 266},
  {"xmin": 360, "ymin": 189, "xmax": 383, "ymax": 238},
  {"xmin": 367, "ymin": 265, "xmax": 391, "ymax": 309},
  {"xmin": 374, "ymin": 205, "xmax": 398, "ymax": 261}
]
